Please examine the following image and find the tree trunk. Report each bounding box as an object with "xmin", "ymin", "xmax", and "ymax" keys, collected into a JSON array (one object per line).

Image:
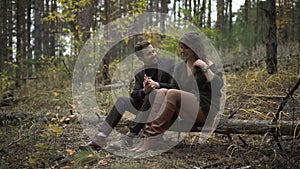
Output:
[
  {"xmin": 194, "ymin": 0, "xmax": 198, "ymax": 24},
  {"xmin": 16, "ymin": 0, "xmax": 27, "ymax": 88},
  {"xmin": 216, "ymin": 0, "xmax": 224, "ymax": 34},
  {"xmin": 27, "ymin": 0, "xmax": 32, "ymax": 77},
  {"xmin": 34, "ymin": 0, "xmax": 42, "ymax": 58},
  {"xmin": 244, "ymin": 0, "xmax": 251, "ymax": 25},
  {"xmin": 21, "ymin": 0, "xmax": 28, "ymax": 79},
  {"xmin": 173, "ymin": 0, "xmax": 176, "ymax": 25},
  {"xmin": 207, "ymin": 0, "xmax": 211, "ymax": 28},
  {"xmin": 228, "ymin": 0, "xmax": 232, "ymax": 33},
  {"xmin": 200, "ymin": 0, "xmax": 206, "ymax": 28},
  {"xmin": 102, "ymin": 0, "xmax": 111, "ymax": 85},
  {"xmin": 49, "ymin": 0, "xmax": 56, "ymax": 58},
  {"xmin": 281, "ymin": 0, "xmax": 292, "ymax": 45},
  {"xmin": 0, "ymin": 0, "xmax": 8, "ymax": 69},
  {"xmin": 189, "ymin": 0, "xmax": 192, "ymax": 21},
  {"xmin": 78, "ymin": 0, "xmax": 92, "ymax": 44},
  {"xmin": 161, "ymin": 0, "xmax": 168, "ymax": 32},
  {"xmin": 155, "ymin": 0, "xmax": 159, "ymax": 25},
  {"xmin": 265, "ymin": 0, "xmax": 277, "ymax": 74},
  {"xmin": 8, "ymin": 1, "xmax": 13, "ymax": 62},
  {"xmin": 255, "ymin": 0, "xmax": 260, "ymax": 49},
  {"xmin": 43, "ymin": 0, "xmax": 50, "ymax": 57},
  {"xmin": 258, "ymin": 1, "xmax": 268, "ymax": 46},
  {"xmin": 296, "ymin": 0, "xmax": 300, "ymax": 47}
]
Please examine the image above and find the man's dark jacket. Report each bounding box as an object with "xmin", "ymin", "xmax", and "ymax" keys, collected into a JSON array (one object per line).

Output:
[{"xmin": 131, "ymin": 58, "xmax": 175, "ymax": 100}]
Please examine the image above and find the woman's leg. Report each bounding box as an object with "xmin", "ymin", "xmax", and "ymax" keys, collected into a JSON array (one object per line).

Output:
[
  {"xmin": 133, "ymin": 89, "xmax": 206, "ymax": 152},
  {"xmin": 133, "ymin": 89, "xmax": 180, "ymax": 152},
  {"xmin": 146, "ymin": 88, "xmax": 168, "ymax": 123},
  {"xmin": 144, "ymin": 89, "xmax": 206, "ymax": 135},
  {"xmin": 129, "ymin": 89, "xmax": 168, "ymax": 151},
  {"xmin": 169, "ymin": 90, "xmax": 206, "ymax": 123}
]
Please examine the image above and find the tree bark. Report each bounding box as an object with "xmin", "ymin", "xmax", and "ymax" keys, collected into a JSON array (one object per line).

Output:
[
  {"xmin": 161, "ymin": 0, "xmax": 168, "ymax": 32},
  {"xmin": 16, "ymin": 0, "xmax": 27, "ymax": 88},
  {"xmin": 207, "ymin": 0, "xmax": 211, "ymax": 28},
  {"xmin": 34, "ymin": 0, "xmax": 42, "ymax": 58},
  {"xmin": 244, "ymin": 0, "xmax": 251, "ymax": 25},
  {"xmin": 255, "ymin": 0, "xmax": 260, "ymax": 49},
  {"xmin": 78, "ymin": 0, "xmax": 92, "ymax": 44},
  {"xmin": 228, "ymin": 0, "xmax": 232, "ymax": 33},
  {"xmin": 0, "ymin": 0, "xmax": 8, "ymax": 69},
  {"xmin": 265, "ymin": 0, "xmax": 278, "ymax": 74},
  {"xmin": 216, "ymin": 0, "xmax": 224, "ymax": 33},
  {"xmin": 296, "ymin": 0, "xmax": 300, "ymax": 47},
  {"xmin": 7, "ymin": 0, "xmax": 13, "ymax": 61},
  {"xmin": 43, "ymin": 0, "xmax": 50, "ymax": 57},
  {"xmin": 27, "ymin": 0, "xmax": 32, "ymax": 77},
  {"xmin": 49, "ymin": 0, "xmax": 56, "ymax": 57},
  {"xmin": 200, "ymin": 0, "xmax": 206, "ymax": 28}
]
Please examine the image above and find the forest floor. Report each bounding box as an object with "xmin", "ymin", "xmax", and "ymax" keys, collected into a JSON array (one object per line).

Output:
[{"xmin": 0, "ymin": 56, "xmax": 300, "ymax": 169}]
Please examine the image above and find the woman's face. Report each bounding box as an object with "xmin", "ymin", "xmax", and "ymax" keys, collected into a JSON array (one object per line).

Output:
[{"xmin": 179, "ymin": 43, "xmax": 196, "ymax": 60}]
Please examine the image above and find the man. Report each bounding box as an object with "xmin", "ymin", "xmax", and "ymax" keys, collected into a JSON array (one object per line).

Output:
[{"xmin": 80, "ymin": 40, "xmax": 175, "ymax": 150}]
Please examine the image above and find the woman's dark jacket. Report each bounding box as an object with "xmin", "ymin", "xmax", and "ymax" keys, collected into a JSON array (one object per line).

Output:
[{"xmin": 171, "ymin": 61, "xmax": 224, "ymax": 116}]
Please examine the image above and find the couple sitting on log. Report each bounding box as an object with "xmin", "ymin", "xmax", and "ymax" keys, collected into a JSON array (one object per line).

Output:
[{"xmin": 80, "ymin": 32, "xmax": 224, "ymax": 153}]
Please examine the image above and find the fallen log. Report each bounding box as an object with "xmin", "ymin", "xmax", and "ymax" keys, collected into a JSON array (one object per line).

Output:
[
  {"xmin": 215, "ymin": 119, "xmax": 299, "ymax": 136},
  {"xmin": 170, "ymin": 119, "xmax": 300, "ymax": 137},
  {"xmin": 96, "ymin": 82, "xmax": 130, "ymax": 92}
]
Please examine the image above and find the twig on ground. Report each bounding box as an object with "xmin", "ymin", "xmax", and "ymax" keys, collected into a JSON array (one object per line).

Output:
[
  {"xmin": 62, "ymin": 59, "xmax": 72, "ymax": 79},
  {"xmin": 202, "ymin": 161, "xmax": 223, "ymax": 169},
  {"xmin": 0, "ymin": 135, "xmax": 28, "ymax": 152},
  {"xmin": 238, "ymin": 136, "xmax": 248, "ymax": 148}
]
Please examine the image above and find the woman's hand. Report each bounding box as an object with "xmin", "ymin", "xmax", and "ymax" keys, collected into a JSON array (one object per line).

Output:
[{"xmin": 193, "ymin": 59, "xmax": 207, "ymax": 69}]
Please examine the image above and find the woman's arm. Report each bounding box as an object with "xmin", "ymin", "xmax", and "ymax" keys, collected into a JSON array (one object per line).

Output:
[{"xmin": 193, "ymin": 59, "xmax": 215, "ymax": 81}]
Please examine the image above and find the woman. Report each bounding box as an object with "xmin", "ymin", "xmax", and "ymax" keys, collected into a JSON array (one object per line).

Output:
[{"xmin": 131, "ymin": 32, "xmax": 224, "ymax": 153}]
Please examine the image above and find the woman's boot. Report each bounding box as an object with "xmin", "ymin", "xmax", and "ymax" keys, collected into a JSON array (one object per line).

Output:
[{"xmin": 134, "ymin": 102, "xmax": 178, "ymax": 153}]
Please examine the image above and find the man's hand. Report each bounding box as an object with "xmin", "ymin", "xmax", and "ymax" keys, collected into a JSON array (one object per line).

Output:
[{"xmin": 143, "ymin": 74, "xmax": 160, "ymax": 94}]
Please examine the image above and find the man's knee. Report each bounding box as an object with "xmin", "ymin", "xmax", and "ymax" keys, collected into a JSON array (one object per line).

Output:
[
  {"xmin": 116, "ymin": 96, "xmax": 142, "ymax": 113},
  {"xmin": 115, "ymin": 96, "xmax": 130, "ymax": 107}
]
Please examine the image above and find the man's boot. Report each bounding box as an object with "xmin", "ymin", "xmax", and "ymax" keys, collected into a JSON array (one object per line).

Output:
[
  {"xmin": 107, "ymin": 131, "xmax": 138, "ymax": 150},
  {"xmin": 79, "ymin": 132, "xmax": 107, "ymax": 150}
]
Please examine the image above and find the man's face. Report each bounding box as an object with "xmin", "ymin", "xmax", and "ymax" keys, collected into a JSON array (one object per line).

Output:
[{"xmin": 139, "ymin": 45, "xmax": 158, "ymax": 66}]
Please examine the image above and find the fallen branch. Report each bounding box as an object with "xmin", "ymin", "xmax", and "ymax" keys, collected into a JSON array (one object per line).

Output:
[
  {"xmin": 0, "ymin": 96, "xmax": 27, "ymax": 107},
  {"xmin": 274, "ymin": 77, "xmax": 300, "ymax": 121},
  {"xmin": 96, "ymin": 82, "xmax": 130, "ymax": 92},
  {"xmin": 241, "ymin": 93, "xmax": 285, "ymax": 99},
  {"xmin": 270, "ymin": 77, "xmax": 300, "ymax": 150}
]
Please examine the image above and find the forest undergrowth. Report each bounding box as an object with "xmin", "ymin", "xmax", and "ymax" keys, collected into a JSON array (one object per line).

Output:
[{"xmin": 0, "ymin": 55, "xmax": 299, "ymax": 169}]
